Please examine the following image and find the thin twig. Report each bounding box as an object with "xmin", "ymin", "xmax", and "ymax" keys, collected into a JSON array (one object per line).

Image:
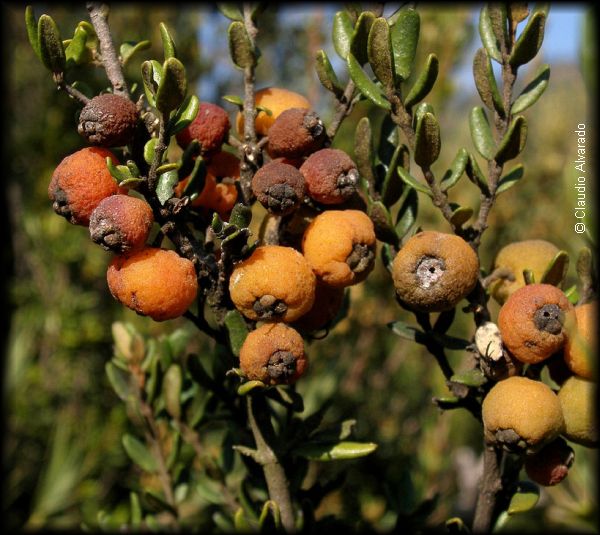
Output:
[{"xmin": 472, "ymin": 444, "xmax": 503, "ymax": 533}]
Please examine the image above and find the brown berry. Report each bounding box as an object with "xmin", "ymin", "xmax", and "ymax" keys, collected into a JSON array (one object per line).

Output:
[
  {"xmin": 564, "ymin": 301, "xmax": 596, "ymax": 380},
  {"xmin": 48, "ymin": 147, "xmax": 124, "ymax": 226},
  {"xmin": 391, "ymin": 231, "xmax": 480, "ymax": 313},
  {"xmin": 78, "ymin": 93, "xmax": 139, "ymax": 147},
  {"xmin": 176, "ymin": 102, "xmax": 231, "ymax": 155},
  {"xmin": 558, "ymin": 376, "xmax": 598, "ymax": 447},
  {"xmin": 498, "ymin": 283, "xmax": 574, "ymax": 364},
  {"xmin": 229, "ymin": 245, "xmax": 316, "ymax": 322},
  {"xmin": 89, "ymin": 194, "xmax": 154, "ymax": 253},
  {"xmin": 302, "ymin": 210, "xmax": 376, "ymax": 288},
  {"xmin": 524, "ymin": 437, "xmax": 574, "ymax": 486},
  {"xmin": 300, "ymin": 148, "xmax": 359, "ymax": 204},
  {"xmin": 267, "ymin": 108, "xmax": 326, "ymax": 159},
  {"xmin": 252, "ymin": 161, "xmax": 306, "ymax": 215},
  {"xmin": 239, "ymin": 323, "xmax": 308, "ymax": 385},
  {"xmin": 107, "ymin": 247, "xmax": 198, "ymax": 322}
]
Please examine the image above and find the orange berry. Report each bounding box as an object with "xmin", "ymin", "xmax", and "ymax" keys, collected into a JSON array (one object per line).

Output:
[
  {"xmin": 48, "ymin": 147, "xmax": 124, "ymax": 226},
  {"xmin": 78, "ymin": 93, "xmax": 139, "ymax": 147},
  {"xmin": 239, "ymin": 323, "xmax": 308, "ymax": 385},
  {"xmin": 107, "ymin": 247, "xmax": 198, "ymax": 321},
  {"xmin": 564, "ymin": 301, "xmax": 596, "ymax": 380},
  {"xmin": 89, "ymin": 194, "xmax": 154, "ymax": 253},
  {"xmin": 176, "ymin": 101, "xmax": 231, "ymax": 155}
]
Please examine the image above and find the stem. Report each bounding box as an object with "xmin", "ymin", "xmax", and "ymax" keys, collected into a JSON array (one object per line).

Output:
[
  {"xmin": 56, "ymin": 78, "xmax": 91, "ymax": 105},
  {"xmin": 326, "ymin": 79, "xmax": 357, "ymax": 141},
  {"xmin": 87, "ymin": 2, "xmax": 130, "ymax": 98},
  {"xmin": 247, "ymin": 395, "xmax": 295, "ymax": 533},
  {"xmin": 472, "ymin": 444, "xmax": 503, "ymax": 533}
]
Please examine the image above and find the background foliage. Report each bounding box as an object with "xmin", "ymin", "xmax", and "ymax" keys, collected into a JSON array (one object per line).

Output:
[{"xmin": 2, "ymin": 3, "xmax": 596, "ymax": 532}]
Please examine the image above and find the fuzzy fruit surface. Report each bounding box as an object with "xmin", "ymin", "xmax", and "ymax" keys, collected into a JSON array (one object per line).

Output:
[
  {"xmin": 267, "ymin": 108, "xmax": 326, "ymax": 159},
  {"xmin": 524, "ymin": 437, "xmax": 574, "ymax": 486},
  {"xmin": 558, "ymin": 376, "xmax": 598, "ymax": 447},
  {"xmin": 251, "ymin": 161, "xmax": 306, "ymax": 215},
  {"xmin": 89, "ymin": 194, "xmax": 154, "ymax": 253},
  {"xmin": 107, "ymin": 248, "xmax": 198, "ymax": 321},
  {"xmin": 48, "ymin": 147, "xmax": 124, "ymax": 226},
  {"xmin": 482, "ymin": 376, "xmax": 565, "ymax": 453},
  {"xmin": 78, "ymin": 93, "xmax": 139, "ymax": 147},
  {"xmin": 391, "ymin": 231, "xmax": 479, "ymax": 312},
  {"xmin": 229, "ymin": 245, "xmax": 316, "ymax": 322},
  {"xmin": 302, "ymin": 210, "xmax": 376, "ymax": 288},
  {"xmin": 176, "ymin": 101, "xmax": 231, "ymax": 155},
  {"xmin": 564, "ymin": 301, "xmax": 596, "ymax": 380},
  {"xmin": 239, "ymin": 323, "xmax": 307, "ymax": 385},
  {"xmin": 498, "ymin": 283, "xmax": 574, "ymax": 364}
]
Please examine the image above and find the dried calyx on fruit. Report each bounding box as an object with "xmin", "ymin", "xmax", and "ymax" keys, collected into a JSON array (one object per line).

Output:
[
  {"xmin": 302, "ymin": 210, "xmax": 376, "ymax": 288},
  {"xmin": 239, "ymin": 323, "xmax": 308, "ymax": 385},
  {"xmin": 89, "ymin": 194, "xmax": 154, "ymax": 253},
  {"xmin": 176, "ymin": 101, "xmax": 231, "ymax": 156},
  {"xmin": 300, "ymin": 148, "xmax": 359, "ymax": 204},
  {"xmin": 498, "ymin": 283, "xmax": 574, "ymax": 364},
  {"xmin": 78, "ymin": 93, "xmax": 139, "ymax": 147},
  {"xmin": 251, "ymin": 161, "xmax": 306, "ymax": 215},
  {"xmin": 392, "ymin": 231, "xmax": 479, "ymax": 312},
  {"xmin": 524, "ymin": 437, "xmax": 575, "ymax": 486},
  {"xmin": 267, "ymin": 108, "xmax": 327, "ymax": 159},
  {"xmin": 48, "ymin": 147, "xmax": 124, "ymax": 226},
  {"xmin": 229, "ymin": 245, "xmax": 316, "ymax": 322}
]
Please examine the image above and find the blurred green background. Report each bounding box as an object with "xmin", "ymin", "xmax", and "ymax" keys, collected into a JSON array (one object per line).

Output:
[{"xmin": 2, "ymin": 3, "xmax": 597, "ymax": 532}]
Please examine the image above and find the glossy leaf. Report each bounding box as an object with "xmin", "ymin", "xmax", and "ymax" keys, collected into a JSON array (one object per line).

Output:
[
  {"xmin": 38, "ymin": 14, "xmax": 66, "ymax": 73},
  {"xmin": 238, "ymin": 381, "xmax": 265, "ymax": 396},
  {"xmin": 224, "ymin": 310, "xmax": 249, "ymax": 357},
  {"xmin": 469, "ymin": 107, "xmax": 495, "ymax": 160},
  {"xmin": 156, "ymin": 162, "xmax": 179, "ymax": 174},
  {"xmin": 141, "ymin": 60, "xmax": 159, "ymax": 105},
  {"xmin": 395, "ymin": 188, "xmax": 418, "ymax": 238},
  {"xmin": 541, "ymin": 250, "xmax": 570, "ymax": 286},
  {"xmin": 228, "ymin": 21, "xmax": 254, "ymax": 69},
  {"xmin": 354, "ymin": 117, "xmax": 376, "ymax": 192},
  {"xmin": 163, "ymin": 364, "xmax": 182, "ymax": 420},
  {"xmin": 167, "ymin": 94, "xmax": 199, "ymax": 135},
  {"xmin": 381, "ymin": 143, "xmax": 409, "ymax": 206},
  {"xmin": 221, "ymin": 94, "xmax": 244, "ymax": 107},
  {"xmin": 404, "ymin": 54, "xmax": 439, "ymax": 109},
  {"xmin": 510, "ymin": 11, "xmax": 547, "ymax": 67},
  {"xmin": 511, "ymin": 64, "xmax": 550, "ymax": 114},
  {"xmin": 120, "ymin": 40, "xmax": 151, "ymax": 66},
  {"xmin": 106, "ymin": 157, "xmax": 129, "ymax": 183},
  {"xmin": 479, "ymin": 5, "xmax": 502, "ymax": 62},
  {"xmin": 217, "ymin": 3, "xmax": 243, "ymax": 21},
  {"xmin": 473, "ymin": 48, "xmax": 504, "ymax": 115},
  {"xmin": 450, "ymin": 205, "xmax": 473, "ymax": 228},
  {"xmin": 182, "ymin": 156, "xmax": 206, "ymax": 197},
  {"xmin": 122, "ymin": 434, "xmax": 159, "ymax": 473},
  {"xmin": 350, "ymin": 11, "xmax": 376, "ymax": 66},
  {"xmin": 294, "ymin": 441, "xmax": 377, "ymax": 461},
  {"xmin": 495, "ymin": 116, "xmax": 527, "ymax": 164},
  {"xmin": 368, "ymin": 18, "xmax": 395, "ymax": 88},
  {"xmin": 143, "ymin": 138, "xmax": 157, "ymax": 165},
  {"xmin": 450, "ymin": 369, "xmax": 487, "ymax": 388},
  {"xmin": 155, "ymin": 57, "xmax": 187, "ymax": 114},
  {"xmin": 397, "ymin": 166, "xmax": 432, "ymax": 197},
  {"xmin": 332, "ymin": 10, "xmax": 354, "ymax": 60},
  {"xmin": 65, "ymin": 25, "xmax": 91, "ymax": 66},
  {"xmin": 414, "ymin": 112, "xmax": 441, "ymax": 167},
  {"xmin": 523, "ymin": 269, "xmax": 535, "ymax": 285},
  {"xmin": 25, "ymin": 6, "xmax": 41, "ymax": 59},
  {"xmin": 465, "ymin": 154, "xmax": 490, "ymax": 195},
  {"xmin": 440, "ymin": 148, "xmax": 469, "ymax": 192},
  {"xmin": 159, "ymin": 22, "xmax": 177, "ymax": 59},
  {"xmin": 347, "ymin": 53, "xmax": 390, "ymax": 110},
  {"xmin": 315, "ymin": 50, "xmax": 344, "ymax": 97},
  {"xmin": 507, "ymin": 482, "xmax": 540, "ymax": 515},
  {"xmin": 496, "ymin": 164, "xmax": 524, "ymax": 193},
  {"xmin": 156, "ymin": 170, "xmax": 179, "ymax": 205},
  {"xmin": 390, "ymin": 7, "xmax": 420, "ymax": 81}
]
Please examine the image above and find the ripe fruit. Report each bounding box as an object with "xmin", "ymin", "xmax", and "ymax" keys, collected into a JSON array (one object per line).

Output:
[
  {"xmin": 251, "ymin": 161, "xmax": 306, "ymax": 215},
  {"xmin": 558, "ymin": 376, "xmax": 598, "ymax": 447},
  {"xmin": 564, "ymin": 301, "xmax": 596, "ymax": 380},
  {"xmin": 48, "ymin": 147, "xmax": 123, "ymax": 226},
  {"xmin": 89, "ymin": 194, "xmax": 154, "ymax": 253},
  {"xmin": 176, "ymin": 101, "xmax": 231, "ymax": 155},
  {"xmin": 107, "ymin": 247, "xmax": 198, "ymax": 321},
  {"xmin": 266, "ymin": 108, "xmax": 326, "ymax": 159},
  {"xmin": 482, "ymin": 376, "xmax": 565, "ymax": 453},
  {"xmin": 490, "ymin": 239, "xmax": 560, "ymax": 304},
  {"xmin": 302, "ymin": 210, "xmax": 376, "ymax": 288},
  {"xmin": 239, "ymin": 323, "xmax": 308, "ymax": 385},
  {"xmin": 294, "ymin": 282, "xmax": 346, "ymax": 333},
  {"xmin": 391, "ymin": 231, "xmax": 479, "ymax": 313},
  {"xmin": 229, "ymin": 245, "xmax": 316, "ymax": 322},
  {"xmin": 78, "ymin": 93, "xmax": 139, "ymax": 147},
  {"xmin": 300, "ymin": 148, "xmax": 359, "ymax": 205},
  {"xmin": 498, "ymin": 283, "xmax": 574, "ymax": 364},
  {"xmin": 524, "ymin": 437, "xmax": 574, "ymax": 486}
]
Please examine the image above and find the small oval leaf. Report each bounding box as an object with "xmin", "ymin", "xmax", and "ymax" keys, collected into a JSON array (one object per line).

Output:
[
  {"xmin": 294, "ymin": 441, "xmax": 378, "ymax": 461},
  {"xmin": 507, "ymin": 482, "xmax": 540, "ymax": 515},
  {"xmin": 159, "ymin": 22, "xmax": 177, "ymax": 59},
  {"xmin": 354, "ymin": 117, "xmax": 375, "ymax": 192},
  {"xmin": 315, "ymin": 50, "xmax": 344, "ymax": 97},
  {"xmin": 511, "ymin": 64, "xmax": 550, "ymax": 114},
  {"xmin": 496, "ymin": 164, "xmax": 524, "ymax": 193},
  {"xmin": 38, "ymin": 14, "xmax": 66, "ymax": 73},
  {"xmin": 156, "ymin": 170, "xmax": 179, "ymax": 205},
  {"xmin": 238, "ymin": 380, "xmax": 266, "ymax": 396},
  {"xmin": 332, "ymin": 10, "xmax": 354, "ymax": 60},
  {"xmin": 224, "ymin": 310, "xmax": 249, "ymax": 357},
  {"xmin": 122, "ymin": 434, "xmax": 159, "ymax": 473},
  {"xmin": 390, "ymin": 7, "xmax": 420, "ymax": 81},
  {"xmin": 395, "ymin": 188, "xmax": 419, "ymax": 238},
  {"xmin": 350, "ymin": 11, "xmax": 376, "ymax": 66},
  {"xmin": 155, "ymin": 57, "xmax": 187, "ymax": 114},
  {"xmin": 347, "ymin": 53, "xmax": 391, "ymax": 110},
  {"xmin": 105, "ymin": 361, "xmax": 132, "ymax": 401},
  {"xmin": 163, "ymin": 364, "xmax": 182, "ymax": 420},
  {"xmin": 368, "ymin": 17, "xmax": 395, "ymax": 88},
  {"xmin": 495, "ymin": 116, "xmax": 528, "ymax": 164},
  {"xmin": 465, "ymin": 153, "xmax": 490, "ymax": 195},
  {"xmin": 440, "ymin": 148, "xmax": 469, "ymax": 192},
  {"xmin": 479, "ymin": 5, "xmax": 502, "ymax": 62},
  {"xmin": 168, "ymin": 94, "xmax": 199, "ymax": 136},
  {"xmin": 144, "ymin": 138, "xmax": 157, "ymax": 166},
  {"xmin": 217, "ymin": 3, "xmax": 244, "ymax": 21},
  {"xmin": 25, "ymin": 6, "xmax": 41, "ymax": 60},
  {"xmin": 228, "ymin": 21, "xmax": 254, "ymax": 69},
  {"xmin": 473, "ymin": 48, "xmax": 505, "ymax": 115},
  {"xmin": 541, "ymin": 250, "xmax": 570, "ymax": 286},
  {"xmin": 469, "ymin": 106, "xmax": 496, "ymax": 160},
  {"xmin": 450, "ymin": 206, "xmax": 473, "ymax": 228},
  {"xmin": 510, "ymin": 12, "xmax": 547, "ymax": 67},
  {"xmin": 414, "ymin": 112, "xmax": 441, "ymax": 167},
  {"xmin": 404, "ymin": 53, "xmax": 439, "ymax": 109},
  {"xmin": 397, "ymin": 166, "xmax": 432, "ymax": 197}
]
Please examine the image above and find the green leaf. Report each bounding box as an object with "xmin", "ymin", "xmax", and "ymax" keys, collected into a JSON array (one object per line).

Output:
[
  {"xmin": 163, "ymin": 364, "xmax": 182, "ymax": 420},
  {"xmin": 259, "ymin": 501, "xmax": 281, "ymax": 530},
  {"xmin": 390, "ymin": 7, "xmax": 420, "ymax": 81},
  {"xmin": 130, "ymin": 492, "xmax": 142, "ymax": 527},
  {"xmin": 229, "ymin": 203, "xmax": 252, "ymax": 229},
  {"xmin": 141, "ymin": 60, "xmax": 159, "ymax": 106},
  {"xmin": 414, "ymin": 112, "xmax": 441, "ymax": 167},
  {"xmin": 221, "ymin": 94, "xmax": 244, "ymax": 107},
  {"xmin": 294, "ymin": 441, "xmax": 377, "ymax": 461},
  {"xmin": 144, "ymin": 138, "xmax": 157, "ymax": 166},
  {"xmin": 450, "ymin": 369, "xmax": 487, "ymax": 388},
  {"xmin": 347, "ymin": 53, "xmax": 391, "ymax": 110},
  {"xmin": 105, "ymin": 361, "xmax": 131, "ymax": 401},
  {"xmin": 156, "ymin": 170, "xmax": 179, "ymax": 205},
  {"xmin": 450, "ymin": 205, "xmax": 473, "ymax": 228},
  {"xmin": 397, "ymin": 166, "xmax": 432, "ymax": 197},
  {"xmin": 315, "ymin": 50, "xmax": 344, "ymax": 97},
  {"xmin": 388, "ymin": 320, "xmax": 429, "ymax": 345},
  {"xmin": 159, "ymin": 22, "xmax": 177, "ymax": 59},
  {"xmin": 523, "ymin": 269, "xmax": 535, "ymax": 285},
  {"xmin": 65, "ymin": 25, "xmax": 91, "ymax": 66},
  {"xmin": 469, "ymin": 107, "xmax": 495, "ymax": 160},
  {"xmin": 508, "ymin": 3, "xmax": 530, "ymax": 25},
  {"xmin": 395, "ymin": 188, "xmax": 418, "ymax": 239},
  {"xmin": 332, "ymin": 10, "xmax": 354, "ymax": 60},
  {"xmin": 564, "ymin": 284, "xmax": 580, "ymax": 305},
  {"xmin": 368, "ymin": 18, "xmax": 395, "ymax": 88},
  {"xmin": 510, "ymin": 11, "xmax": 547, "ymax": 67},
  {"xmin": 576, "ymin": 247, "xmax": 593, "ymax": 289},
  {"xmin": 182, "ymin": 156, "xmax": 206, "ymax": 197},
  {"xmin": 465, "ymin": 154, "xmax": 490, "ymax": 195},
  {"xmin": 238, "ymin": 381, "xmax": 265, "ymax": 396},
  {"xmin": 495, "ymin": 116, "xmax": 527, "ymax": 164},
  {"xmin": 479, "ymin": 5, "xmax": 502, "ymax": 62},
  {"xmin": 228, "ymin": 21, "xmax": 254, "ymax": 69},
  {"xmin": 507, "ymin": 482, "xmax": 540, "ymax": 515},
  {"xmin": 511, "ymin": 64, "xmax": 550, "ymax": 114},
  {"xmin": 167, "ymin": 94, "xmax": 199, "ymax": 136},
  {"xmin": 354, "ymin": 117, "xmax": 375, "ymax": 193},
  {"xmin": 25, "ymin": 6, "xmax": 41, "ymax": 60},
  {"xmin": 106, "ymin": 157, "xmax": 129, "ymax": 183},
  {"xmin": 541, "ymin": 250, "xmax": 570, "ymax": 286},
  {"xmin": 404, "ymin": 54, "xmax": 439, "ymax": 109},
  {"xmin": 381, "ymin": 143, "xmax": 409, "ymax": 206},
  {"xmin": 440, "ymin": 148, "xmax": 469, "ymax": 192},
  {"xmin": 122, "ymin": 434, "xmax": 159, "ymax": 473},
  {"xmin": 350, "ymin": 11, "xmax": 376, "ymax": 66},
  {"xmin": 38, "ymin": 14, "xmax": 66, "ymax": 73},
  {"xmin": 496, "ymin": 164, "xmax": 524, "ymax": 193},
  {"xmin": 234, "ymin": 508, "xmax": 252, "ymax": 532},
  {"xmin": 186, "ymin": 354, "xmax": 215, "ymax": 389},
  {"xmin": 487, "ymin": 4, "xmax": 508, "ymax": 50},
  {"xmin": 155, "ymin": 57, "xmax": 187, "ymax": 114},
  {"xmin": 445, "ymin": 517, "xmax": 470, "ymax": 533},
  {"xmin": 156, "ymin": 162, "xmax": 179, "ymax": 174},
  {"xmin": 224, "ymin": 310, "xmax": 249, "ymax": 357},
  {"xmin": 369, "ymin": 201, "xmax": 398, "ymax": 245},
  {"xmin": 120, "ymin": 40, "xmax": 151, "ymax": 67},
  {"xmin": 473, "ymin": 48, "xmax": 505, "ymax": 115},
  {"xmin": 217, "ymin": 3, "xmax": 244, "ymax": 21}
]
